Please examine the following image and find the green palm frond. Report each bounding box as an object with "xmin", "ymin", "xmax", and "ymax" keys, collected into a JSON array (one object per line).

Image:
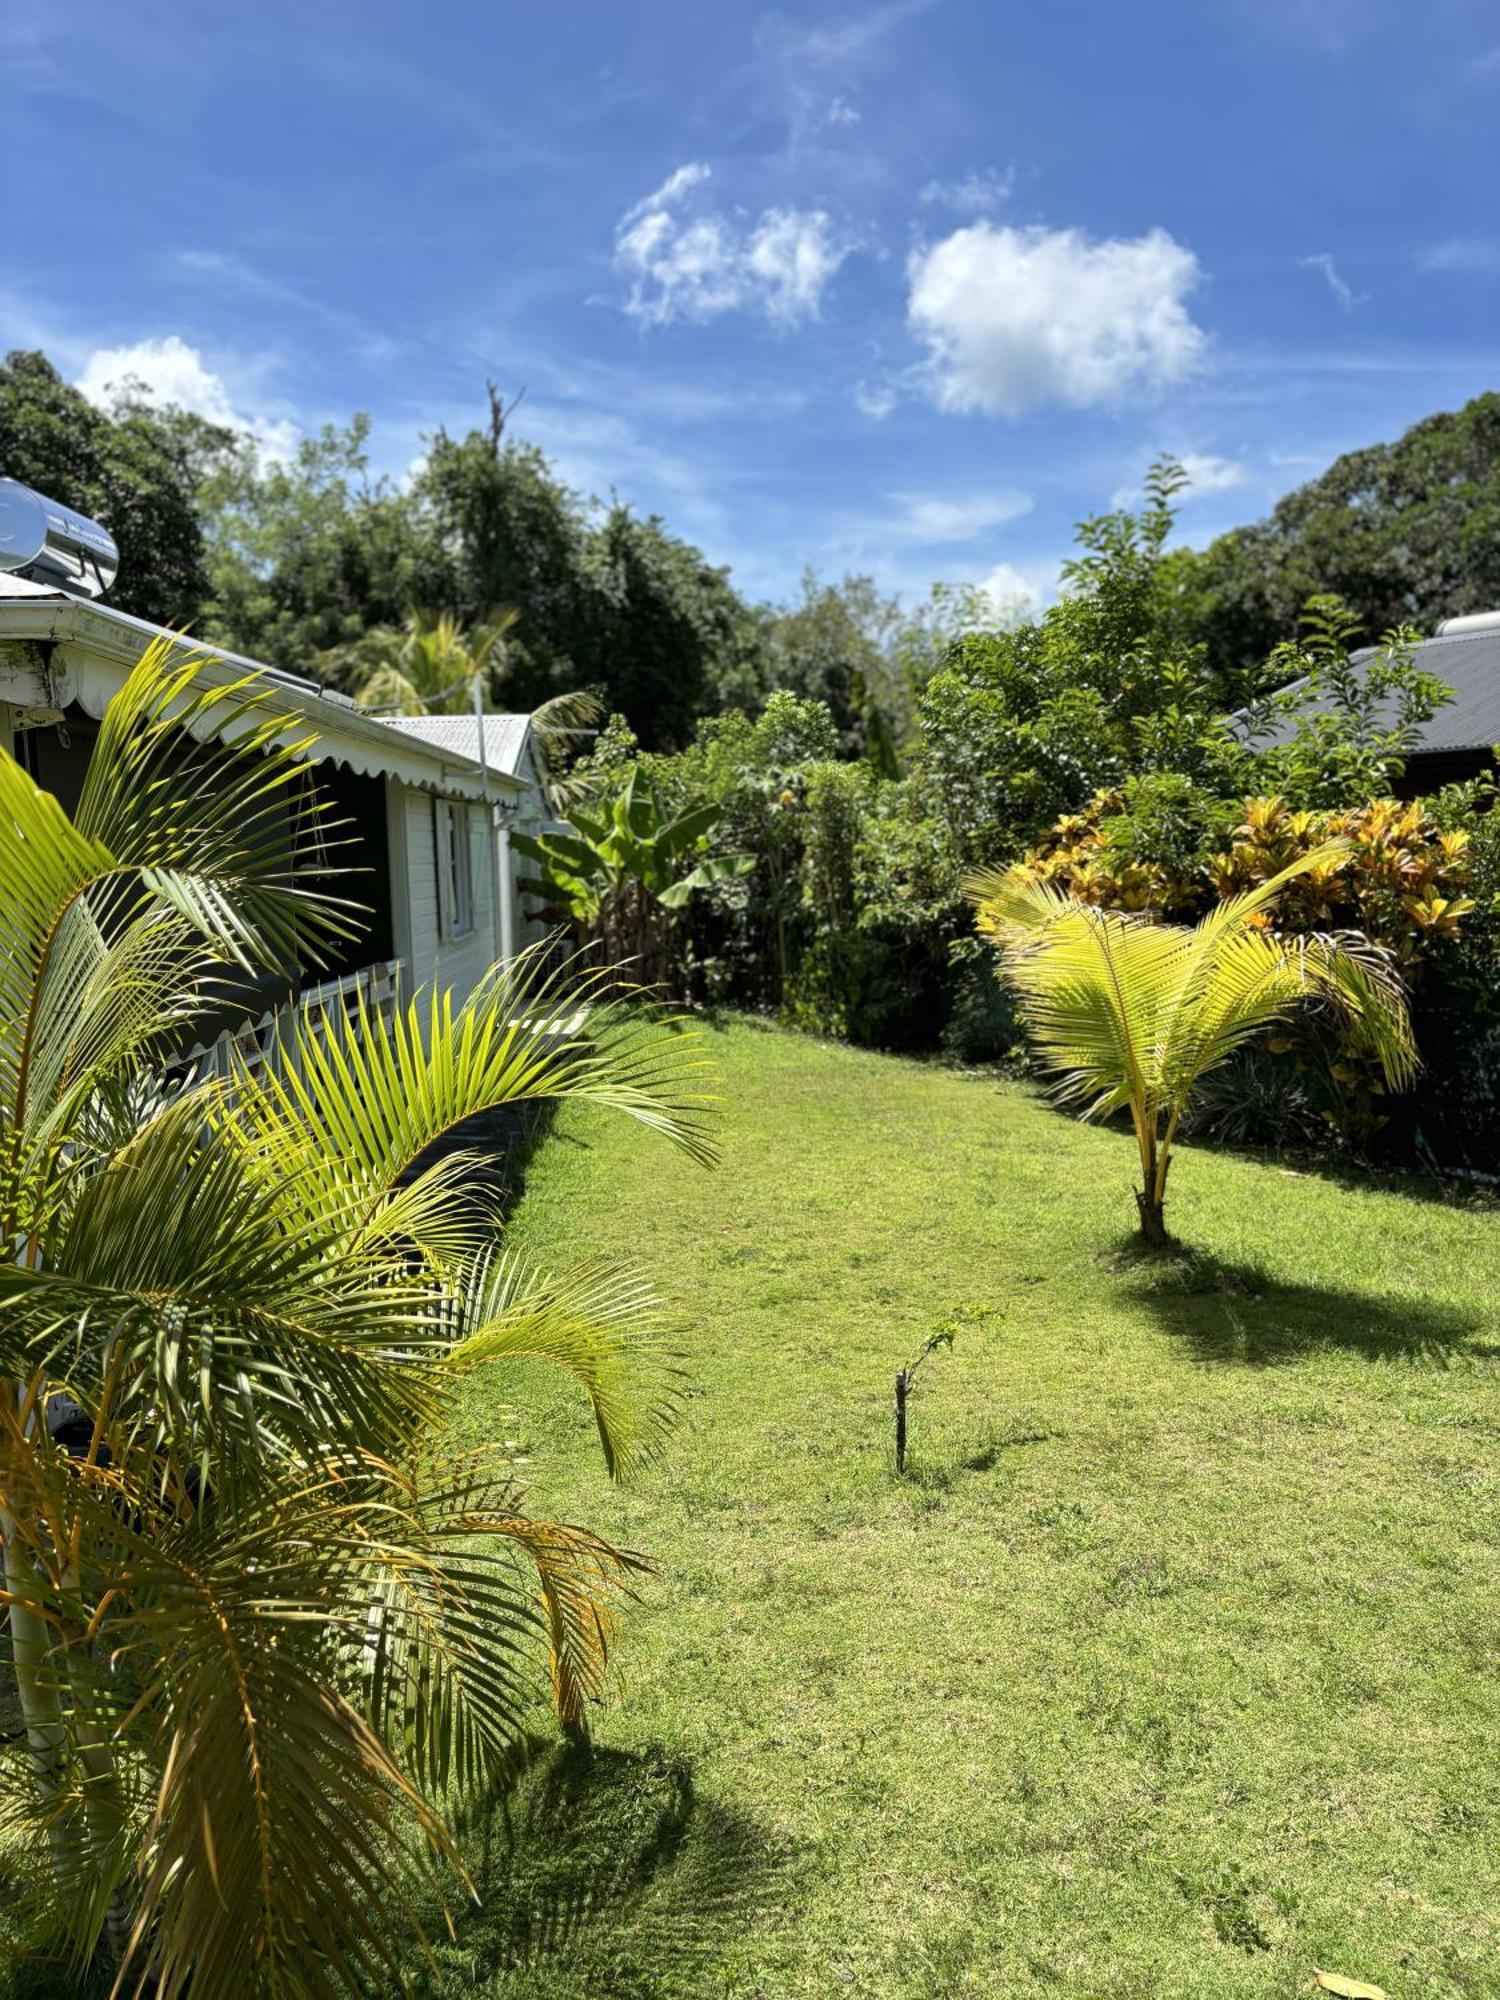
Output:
[
  {"xmin": 449, "ymin": 1249, "xmax": 687, "ymax": 1479},
  {"xmin": 231, "ymin": 943, "xmax": 717, "ymax": 1255},
  {"xmin": 0, "ymin": 1098, "xmax": 445, "ymax": 1474},
  {"xmin": 73, "ymin": 636, "xmax": 361, "ymax": 971}
]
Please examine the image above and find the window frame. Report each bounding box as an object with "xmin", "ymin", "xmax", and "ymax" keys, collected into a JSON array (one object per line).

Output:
[{"xmin": 433, "ymin": 796, "xmax": 475, "ymax": 941}]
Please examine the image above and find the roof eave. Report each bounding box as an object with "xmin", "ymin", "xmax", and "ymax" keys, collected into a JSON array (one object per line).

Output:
[{"xmin": 0, "ymin": 597, "xmax": 525, "ymax": 798}]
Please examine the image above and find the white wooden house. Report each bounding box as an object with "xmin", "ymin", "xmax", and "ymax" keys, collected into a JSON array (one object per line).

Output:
[{"xmin": 0, "ymin": 569, "xmax": 552, "ymax": 1064}]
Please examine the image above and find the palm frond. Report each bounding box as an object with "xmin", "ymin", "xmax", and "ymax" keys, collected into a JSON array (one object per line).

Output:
[
  {"xmin": 230, "ymin": 943, "xmax": 717, "ymax": 1259},
  {"xmin": 448, "ymin": 1250, "xmax": 687, "ymax": 1478}
]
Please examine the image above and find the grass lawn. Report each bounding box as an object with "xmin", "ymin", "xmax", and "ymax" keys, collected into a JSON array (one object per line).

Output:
[{"xmin": 431, "ymin": 1018, "xmax": 1500, "ymax": 1998}]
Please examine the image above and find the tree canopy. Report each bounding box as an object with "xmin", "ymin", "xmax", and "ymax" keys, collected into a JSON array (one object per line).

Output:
[
  {"xmin": 0, "ymin": 350, "xmax": 232, "ymax": 628},
  {"xmin": 1164, "ymin": 392, "xmax": 1500, "ymax": 681}
]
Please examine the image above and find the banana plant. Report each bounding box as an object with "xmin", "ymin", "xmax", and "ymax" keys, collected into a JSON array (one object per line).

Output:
[{"xmin": 514, "ymin": 767, "xmax": 753, "ymax": 984}]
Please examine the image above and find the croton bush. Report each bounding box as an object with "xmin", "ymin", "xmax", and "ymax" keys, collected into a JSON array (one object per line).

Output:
[{"xmin": 1029, "ymin": 790, "xmax": 1473, "ymax": 965}]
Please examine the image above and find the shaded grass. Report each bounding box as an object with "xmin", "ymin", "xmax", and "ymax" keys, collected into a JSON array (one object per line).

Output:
[{"xmin": 431, "ymin": 1019, "xmax": 1500, "ymax": 1997}]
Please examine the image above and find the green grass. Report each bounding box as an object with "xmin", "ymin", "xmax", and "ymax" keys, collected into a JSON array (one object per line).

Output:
[
  {"xmin": 8, "ymin": 1024, "xmax": 1496, "ymax": 2000},
  {"xmin": 430, "ymin": 1018, "xmax": 1500, "ymax": 1997}
]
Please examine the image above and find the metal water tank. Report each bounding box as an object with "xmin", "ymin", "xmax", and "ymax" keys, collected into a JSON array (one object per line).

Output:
[{"xmin": 0, "ymin": 478, "xmax": 119, "ymax": 597}]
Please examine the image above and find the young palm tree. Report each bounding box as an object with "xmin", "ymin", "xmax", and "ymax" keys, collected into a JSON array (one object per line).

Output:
[
  {"xmin": 343, "ymin": 606, "xmax": 521, "ymax": 717},
  {"xmin": 0, "ymin": 637, "xmax": 714, "ymax": 1997},
  {"xmin": 967, "ymin": 848, "xmax": 1415, "ymax": 1246}
]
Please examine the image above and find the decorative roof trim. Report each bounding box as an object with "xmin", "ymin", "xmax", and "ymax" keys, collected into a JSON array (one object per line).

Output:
[{"xmin": 0, "ymin": 596, "xmax": 525, "ymax": 800}]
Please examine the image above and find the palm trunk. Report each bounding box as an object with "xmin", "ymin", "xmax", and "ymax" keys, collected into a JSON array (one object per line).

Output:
[
  {"xmin": 1132, "ymin": 1114, "xmax": 1173, "ymax": 1247},
  {"xmin": 4, "ymin": 1517, "xmax": 70, "ymax": 1868}
]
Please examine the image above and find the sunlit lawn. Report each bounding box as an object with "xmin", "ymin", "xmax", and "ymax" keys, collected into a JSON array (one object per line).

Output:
[
  {"xmin": 421, "ymin": 1018, "xmax": 1500, "ymax": 1998},
  {"xmin": 11, "ymin": 1020, "xmax": 1488, "ymax": 2000}
]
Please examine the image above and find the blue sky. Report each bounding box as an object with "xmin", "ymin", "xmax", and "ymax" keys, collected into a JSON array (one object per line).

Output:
[{"xmin": 4, "ymin": 0, "xmax": 1498, "ymax": 611}]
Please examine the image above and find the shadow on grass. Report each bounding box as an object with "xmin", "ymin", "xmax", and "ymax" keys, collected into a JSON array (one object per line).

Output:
[
  {"xmin": 1120, "ymin": 1246, "xmax": 1496, "ymax": 1367},
  {"xmin": 1181, "ymin": 1132, "xmax": 1500, "ymax": 1213},
  {"xmin": 409, "ymin": 1738, "xmax": 795, "ymax": 1998}
]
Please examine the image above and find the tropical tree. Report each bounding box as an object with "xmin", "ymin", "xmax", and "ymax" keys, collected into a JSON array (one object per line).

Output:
[
  {"xmin": 514, "ymin": 767, "xmax": 754, "ymax": 985},
  {"xmin": 967, "ymin": 851, "xmax": 1415, "ymax": 1246},
  {"xmin": 0, "ymin": 637, "xmax": 714, "ymax": 1996},
  {"xmin": 335, "ymin": 605, "xmax": 521, "ymax": 717}
]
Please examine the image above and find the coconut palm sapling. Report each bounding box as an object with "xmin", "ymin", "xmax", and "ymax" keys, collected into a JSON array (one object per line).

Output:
[{"xmin": 967, "ymin": 848, "xmax": 1415, "ymax": 1247}]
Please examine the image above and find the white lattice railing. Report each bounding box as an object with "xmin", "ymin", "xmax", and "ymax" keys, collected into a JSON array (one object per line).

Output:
[{"xmin": 187, "ymin": 958, "xmax": 402, "ymax": 1084}]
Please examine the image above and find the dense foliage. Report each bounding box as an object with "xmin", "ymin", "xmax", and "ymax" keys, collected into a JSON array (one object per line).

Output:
[
  {"xmin": 0, "ymin": 352, "xmax": 232, "ymax": 628},
  {"xmin": 8, "ymin": 344, "xmax": 1500, "ymax": 1165}
]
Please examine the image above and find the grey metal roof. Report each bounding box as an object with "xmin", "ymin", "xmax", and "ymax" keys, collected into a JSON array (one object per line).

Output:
[
  {"xmin": 386, "ymin": 712, "xmax": 536, "ymax": 779},
  {"xmin": 1249, "ymin": 624, "xmax": 1500, "ymax": 756}
]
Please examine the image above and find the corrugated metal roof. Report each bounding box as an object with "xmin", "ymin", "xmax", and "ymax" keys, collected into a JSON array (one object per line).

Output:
[
  {"xmin": 386, "ymin": 712, "xmax": 535, "ymax": 778},
  {"xmin": 1249, "ymin": 624, "xmax": 1500, "ymax": 755}
]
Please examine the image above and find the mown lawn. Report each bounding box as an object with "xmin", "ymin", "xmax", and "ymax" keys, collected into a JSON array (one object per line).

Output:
[{"xmin": 442, "ymin": 1021, "xmax": 1498, "ymax": 1997}]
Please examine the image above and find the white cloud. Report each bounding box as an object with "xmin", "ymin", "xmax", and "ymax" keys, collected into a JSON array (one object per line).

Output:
[
  {"xmin": 976, "ymin": 559, "xmax": 1050, "ymax": 624},
  {"xmin": 854, "ymin": 378, "xmax": 898, "ymax": 420},
  {"xmin": 615, "ymin": 164, "xmax": 853, "ymax": 327},
  {"xmin": 756, "ymin": 0, "xmax": 937, "ymax": 71},
  {"xmin": 1301, "ymin": 252, "xmax": 1360, "ymax": 311},
  {"xmin": 886, "ymin": 489, "xmax": 1033, "ymax": 542},
  {"xmin": 1178, "ymin": 451, "xmax": 1246, "ymax": 496},
  {"xmin": 906, "ymin": 222, "xmax": 1206, "ymax": 417},
  {"xmin": 825, "ymin": 95, "xmax": 861, "ymax": 126},
  {"xmin": 918, "ymin": 167, "xmax": 1015, "ymax": 214},
  {"xmin": 75, "ymin": 335, "xmax": 298, "ymax": 459},
  {"xmin": 620, "ymin": 161, "xmax": 713, "ymax": 226},
  {"xmin": 1421, "ymin": 237, "xmax": 1500, "ymax": 273}
]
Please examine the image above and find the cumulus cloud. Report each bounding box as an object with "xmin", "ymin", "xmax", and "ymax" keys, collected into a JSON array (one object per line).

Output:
[
  {"xmin": 75, "ymin": 335, "xmax": 298, "ymax": 459},
  {"xmin": 1301, "ymin": 252, "xmax": 1360, "ymax": 311},
  {"xmin": 918, "ymin": 167, "xmax": 1015, "ymax": 214},
  {"xmin": 906, "ymin": 222, "xmax": 1206, "ymax": 416},
  {"xmin": 614, "ymin": 164, "xmax": 853, "ymax": 327}
]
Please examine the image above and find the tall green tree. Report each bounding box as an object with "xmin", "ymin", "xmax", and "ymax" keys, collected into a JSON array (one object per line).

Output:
[
  {"xmin": 199, "ymin": 417, "xmax": 440, "ymax": 674},
  {"xmin": 0, "ymin": 638, "xmax": 713, "ymax": 1995},
  {"xmin": 415, "ymin": 405, "xmax": 596, "ymax": 712},
  {"xmin": 0, "ymin": 351, "xmax": 231, "ymax": 628},
  {"xmin": 414, "ymin": 393, "xmax": 759, "ymax": 747},
  {"xmin": 915, "ymin": 461, "xmax": 1245, "ymax": 866},
  {"xmin": 589, "ymin": 506, "xmax": 754, "ymax": 750},
  {"xmin": 1164, "ymin": 392, "xmax": 1500, "ymax": 681}
]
